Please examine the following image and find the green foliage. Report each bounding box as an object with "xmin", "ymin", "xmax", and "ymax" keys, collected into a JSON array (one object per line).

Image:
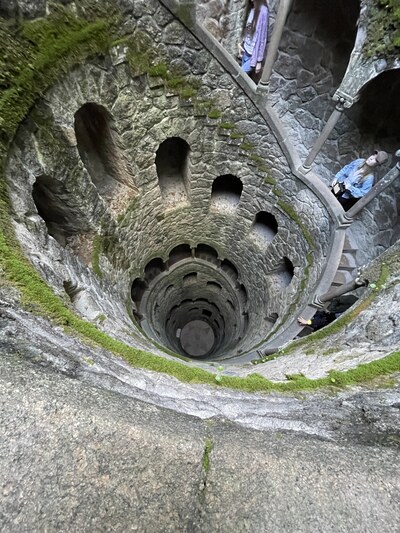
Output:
[
  {"xmin": 219, "ymin": 122, "xmax": 235, "ymax": 129},
  {"xmin": 126, "ymin": 38, "xmax": 199, "ymax": 100},
  {"xmin": 365, "ymin": 0, "xmax": 400, "ymax": 57},
  {"xmin": 239, "ymin": 142, "xmax": 255, "ymax": 151},
  {"xmin": 272, "ymin": 187, "xmax": 284, "ymax": 197},
  {"xmin": 0, "ymin": 8, "xmax": 115, "ymax": 145},
  {"xmin": 207, "ymin": 108, "xmax": 222, "ymax": 119},
  {"xmin": 148, "ymin": 62, "xmax": 169, "ymax": 77},
  {"xmin": 230, "ymin": 132, "xmax": 244, "ymax": 140},
  {"xmin": 264, "ymin": 176, "xmax": 277, "ymax": 186}
]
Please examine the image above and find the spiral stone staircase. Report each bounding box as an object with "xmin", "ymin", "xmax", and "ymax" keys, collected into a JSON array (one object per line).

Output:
[{"xmin": 0, "ymin": 0, "xmax": 400, "ymax": 530}]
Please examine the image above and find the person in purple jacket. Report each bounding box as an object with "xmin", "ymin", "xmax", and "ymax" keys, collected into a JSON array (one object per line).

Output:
[
  {"xmin": 238, "ymin": 0, "xmax": 269, "ymax": 79},
  {"xmin": 330, "ymin": 150, "xmax": 388, "ymax": 211}
]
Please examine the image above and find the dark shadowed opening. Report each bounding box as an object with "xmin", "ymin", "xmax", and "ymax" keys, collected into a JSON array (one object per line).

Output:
[
  {"xmin": 32, "ymin": 175, "xmax": 92, "ymax": 246},
  {"xmin": 74, "ymin": 103, "xmax": 127, "ymax": 199},
  {"xmin": 252, "ymin": 211, "xmax": 278, "ymax": 241},
  {"xmin": 156, "ymin": 137, "xmax": 190, "ymax": 205},
  {"xmin": 169, "ymin": 244, "xmax": 192, "ymax": 266},
  {"xmin": 210, "ymin": 174, "xmax": 243, "ymax": 211}
]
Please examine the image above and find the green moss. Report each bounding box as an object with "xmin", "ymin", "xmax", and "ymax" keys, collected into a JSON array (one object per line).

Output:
[
  {"xmin": 207, "ymin": 108, "xmax": 222, "ymax": 119},
  {"xmin": 179, "ymin": 86, "xmax": 198, "ymax": 99},
  {"xmin": 0, "ymin": 8, "xmax": 115, "ymax": 144},
  {"xmin": 277, "ymin": 200, "xmax": 314, "ymax": 249},
  {"xmin": 249, "ymin": 154, "xmax": 264, "ymax": 164},
  {"xmin": 148, "ymin": 62, "xmax": 168, "ymax": 77},
  {"xmin": 97, "ymin": 314, "xmax": 106, "ymax": 322},
  {"xmin": 257, "ymin": 165, "xmax": 272, "ymax": 175},
  {"xmin": 365, "ymin": 0, "xmax": 400, "ymax": 58},
  {"xmin": 272, "ymin": 187, "xmax": 284, "ymax": 197},
  {"xmin": 264, "ymin": 176, "xmax": 277, "ymax": 186},
  {"xmin": 239, "ymin": 142, "xmax": 255, "ymax": 151},
  {"xmin": 219, "ymin": 122, "xmax": 235, "ymax": 130},
  {"xmin": 229, "ymin": 132, "xmax": 245, "ymax": 139},
  {"xmin": 164, "ymin": 75, "xmax": 185, "ymax": 88}
]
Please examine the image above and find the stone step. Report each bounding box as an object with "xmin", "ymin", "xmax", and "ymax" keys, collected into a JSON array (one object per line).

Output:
[
  {"xmin": 331, "ymin": 269, "xmax": 355, "ymax": 287},
  {"xmin": 339, "ymin": 252, "xmax": 357, "ymax": 269}
]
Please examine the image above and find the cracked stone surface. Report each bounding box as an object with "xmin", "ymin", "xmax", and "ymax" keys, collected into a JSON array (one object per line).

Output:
[{"xmin": 1, "ymin": 350, "xmax": 400, "ymax": 532}]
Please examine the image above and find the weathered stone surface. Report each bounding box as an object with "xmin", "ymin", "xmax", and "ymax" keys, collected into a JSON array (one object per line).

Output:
[{"xmin": 0, "ymin": 321, "xmax": 400, "ymax": 531}]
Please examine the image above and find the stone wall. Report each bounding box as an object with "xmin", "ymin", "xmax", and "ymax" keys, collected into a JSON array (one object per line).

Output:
[{"xmin": 5, "ymin": 0, "xmax": 334, "ymax": 358}]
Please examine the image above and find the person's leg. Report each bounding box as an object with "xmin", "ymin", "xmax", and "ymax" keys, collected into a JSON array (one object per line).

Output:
[
  {"xmin": 241, "ymin": 51, "xmax": 254, "ymax": 73},
  {"xmin": 338, "ymin": 196, "xmax": 358, "ymax": 211}
]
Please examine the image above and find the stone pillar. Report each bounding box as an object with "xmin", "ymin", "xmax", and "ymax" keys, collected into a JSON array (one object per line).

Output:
[
  {"xmin": 258, "ymin": 0, "xmax": 293, "ymax": 91},
  {"xmin": 298, "ymin": 95, "xmax": 356, "ymax": 173},
  {"xmin": 340, "ymin": 150, "xmax": 400, "ymax": 224},
  {"xmin": 312, "ymin": 276, "xmax": 367, "ymax": 309}
]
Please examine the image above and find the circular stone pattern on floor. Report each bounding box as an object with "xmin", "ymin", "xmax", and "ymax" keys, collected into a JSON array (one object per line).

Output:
[{"xmin": 180, "ymin": 320, "xmax": 215, "ymax": 357}]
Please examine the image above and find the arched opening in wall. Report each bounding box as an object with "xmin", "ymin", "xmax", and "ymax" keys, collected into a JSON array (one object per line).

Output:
[
  {"xmin": 210, "ymin": 174, "xmax": 243, "ymax": 212},
  {"xmin": 74, "ymin": 103, "xmax": 134, "ymax": 203},
  {"xmin": 237, "ymin": 284, "xmax": 248, "ymax": 306},
  {"xmin": 270, "ymin": 0, "xmax": 359, "ymax": 151},
  {"xmin": 346, "ymin": 70, "xmax": 400, "ymax": 154},
  {"xmin": 221, "ymin": 259, "xmax": 239, "ymax": 282},
  {"xmin": 275, "ymin": 257, "xmax": 294, "ymax": 288},
  {"xmin": 183, "ymin": 272, "xmax": 198, "ymax": 286},
  {"xmin": 266, "ymin": 312, "xmax": 279, "ymax": 325},
  {"xmin": 131, "ymin": 278, "xmax": 148, "ymax": 314},
  {"xmin": 207, "ymin": 281, "xmax": 222, "ymax": 291},
  {"xmin": 32, "ymin": 175, "xmax": 92, "ymax": 246},
  {"xmin": 251, "ymin": 211, "xmax": 278, "ymax": 242},
  {"xmin": 169, "ymin": 244, "xmax": 192, "ymax": 266},
  {"xmin": 195, "ymin": 244, "xmax": 220, "ymax": 265},
  {"xmin": 155, "ymin": 137, "xmax": 190, "ymax": 206},
  {"xmin": 164, "ymin": 284, "xmax": 175, "ymax": 296},
  {"xmin": 144, "ymin": 258, "xmax": 166, "ymax": 283}
]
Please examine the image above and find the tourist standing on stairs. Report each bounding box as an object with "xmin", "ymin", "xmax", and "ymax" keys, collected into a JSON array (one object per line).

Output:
[
  {"xmin": 238, "ymin": 0, "xmax": 269, "ymax": 80},
  {"xmin": 330, "ymin": 150, "xmax": 388, "ymax": 211}
]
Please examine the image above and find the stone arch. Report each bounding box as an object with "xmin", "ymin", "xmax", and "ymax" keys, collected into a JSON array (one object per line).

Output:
[
  {"xmin": 221, "ymin": 259, "xmax": 239, "ymax": 282},
  {"xmin": 275, "ymin": 256, "xmax": 295, "ymax": 288},
  {"xmin": 168, "ymin": 244, "xmax": 192, "ymax": 266},
  {"xmin": 207, "ymin": 281, "xmax": 222, "ymax": 291},
  {"xmin": 348, "ymin": 69, "xmax": 400, "ymax": 151},
  {"xmin": 74, "ymin": 102, "xmax": 135, "ymax": 203},
  {"xmin": 270, "ymin": 0, "xmax": 359, "ymax": 156},
  {"xmin": 155, "ymin": 137, "xmax": 190, "ymax": 206},
  {"xmin": 251, "ymin": 211, "xmax": 278, "ymax": 242},
  {"xmin": 195, "ymin": 244, "xmax": 220, "ymax": 264},
  {"xmin": 210, "ymin": 174, "xmax": 243, "ymax": 211},
  {"xmin": 32, "ymin": 174, "xmax": 92, "ymax": 246},
  {"xmin": 144, "ymin": 258, "xmax": 166, "ymax": 283},
  {"xmin": 183, "ymin": 272, "xmax": 198, "ymax": 286},
  {"xmin": 131, "ymin": 278, "xmax": 148, "ymax": 311}
]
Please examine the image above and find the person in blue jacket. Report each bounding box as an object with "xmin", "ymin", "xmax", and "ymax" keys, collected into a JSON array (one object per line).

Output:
[{"xmin": 330, "ymin": 150, "xmax": 388, "ymax": 211}]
